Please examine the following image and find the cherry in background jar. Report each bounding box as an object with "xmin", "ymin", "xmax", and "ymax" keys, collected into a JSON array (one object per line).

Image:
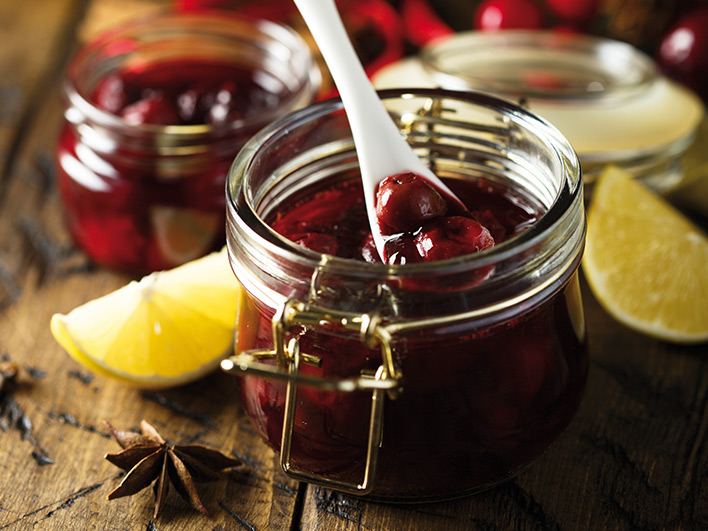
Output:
[{"xmin": 56, "ymin": 12, "xmax": 320, "ymax": 273}]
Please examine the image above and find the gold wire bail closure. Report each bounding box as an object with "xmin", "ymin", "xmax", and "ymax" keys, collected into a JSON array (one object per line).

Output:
[{"xmin": 220, "ymin": 299, "xmax": 403, "ymax": 494}]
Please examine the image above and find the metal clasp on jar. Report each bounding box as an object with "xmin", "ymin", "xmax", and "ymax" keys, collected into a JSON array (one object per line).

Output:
[{"xmin": 220, "ymin": 299, "xmax": 403, "ymax": 495}]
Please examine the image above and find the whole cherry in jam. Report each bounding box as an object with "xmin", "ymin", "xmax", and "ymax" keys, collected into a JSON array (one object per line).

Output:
[
  {"xmin": 90, "ymin": 60, "xmax": 283, "ymax": 126},
  {"xmin": 93, "ymin": 74, "xmax": 133, "ymax": 114},
  {"xmin": 269, "ymin": 174, "xmax": 538, "ymax": 267},
  {"xmin": 375, "ymin": 171, "xmax": 495, "ymax": 265},
  {"xmin": 375, "ymin": 171, "xmax": 447, "ymax": 234},
  {"xmin": 414, "ymin": 216, "xmax": 495, "ymax": 261}
]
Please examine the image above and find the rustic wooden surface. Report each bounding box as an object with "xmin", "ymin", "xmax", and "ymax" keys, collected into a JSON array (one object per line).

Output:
[{"xmin": 1, "ymin": 0, "xmax": 708, "ymax": 529}]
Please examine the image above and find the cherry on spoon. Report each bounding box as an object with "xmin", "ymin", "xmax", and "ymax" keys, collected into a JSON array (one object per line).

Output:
[{"xmin": 293, "ymin": 0, "xmax": 467, "ymax": 261}]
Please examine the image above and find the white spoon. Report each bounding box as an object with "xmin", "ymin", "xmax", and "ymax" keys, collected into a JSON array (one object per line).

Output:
[{"xmin": 293, "ymin": 0, "xmax": 464, "ymax": 261}]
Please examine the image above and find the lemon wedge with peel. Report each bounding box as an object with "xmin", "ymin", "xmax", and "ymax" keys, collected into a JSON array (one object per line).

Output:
[
  {"xmin": 583, "ymin": 166, "xmax": 708, "ymax": 344},
  {"xmin": 51, "ymin": 248, "xmax": 248, "ymax": 388}
]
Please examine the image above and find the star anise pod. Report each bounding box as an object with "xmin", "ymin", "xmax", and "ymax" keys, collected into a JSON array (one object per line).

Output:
[{"xmin": 103, "ymin": 420, "xmax": 240, "ymax": 519}]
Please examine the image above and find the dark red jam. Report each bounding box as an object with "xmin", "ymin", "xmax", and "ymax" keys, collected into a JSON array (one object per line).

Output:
[
  {"xmin": 269, "ymin": 175, "xmax": 538, "ymax": 262},
  {"xmin": 237, "ymin": 174, "xmax": 588, "ymax": 500},
  {"xmin": 374, "ymin": 172, "xmax": 495, "ymax": 264},
  {"xmin": 91, "ymin": 60, "xmax": 287, "ymax": 126},
  {"xmin": 57, "ymin": 59, "xmax": 295, "ymax": 273}
]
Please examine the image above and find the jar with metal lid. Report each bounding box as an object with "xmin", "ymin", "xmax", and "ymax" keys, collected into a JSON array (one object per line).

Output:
[
  {"xmin": 221, "ymin": 88, "xmax": 587, "ymax": 501},
  {"xmin": 56, "ymin": 12, "xmax": 320, "ymax": 273},
  {"xmin": 374, "ymin": 31, "xmax": 704, "ymax": 192}
]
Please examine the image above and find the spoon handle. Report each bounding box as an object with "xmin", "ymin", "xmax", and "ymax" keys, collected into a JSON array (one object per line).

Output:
[
  {"xmin": 295, "ymin": 0, "xmax": 423, "ymax": 177},
  {"xmin": 294, "ymin": 0, "xmax": 467, "ymax": 261},
  {"xmin": 293, "ymin": 0, "xmax": 423, "ymax": 180}
]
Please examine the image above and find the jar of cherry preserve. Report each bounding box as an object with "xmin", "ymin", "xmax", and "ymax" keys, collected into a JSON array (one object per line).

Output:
[
  {"xmin": 56, "ymin": 12, "xmax": 319, "ymax": 273},
  {"xmin": 221, "ymin": 88, "xmax": 587, "ymax": 501}
]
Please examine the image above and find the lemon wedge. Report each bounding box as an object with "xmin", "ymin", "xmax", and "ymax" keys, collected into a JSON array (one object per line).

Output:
[
  {"xmin": 583, "ymin": 166, "xmax": 708, "ymax": 344},
  {"xmin": 51, "ymin": 248, "xmax": 249, "ymax": 388}
]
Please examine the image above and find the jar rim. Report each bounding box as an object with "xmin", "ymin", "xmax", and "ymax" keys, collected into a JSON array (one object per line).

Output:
[
  {"xmin": 227, "ymin": 87, "xmax": 583, "ymax": 276},
  {"xmin": 420, "ymin": 30, "xmax": 657, "ymax": 103},
  {"xmin": 64, "ymin": 11, "xmax": 320, "ymax": 137}
]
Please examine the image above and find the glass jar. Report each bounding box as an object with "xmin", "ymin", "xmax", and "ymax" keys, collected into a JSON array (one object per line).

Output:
[
  {"xmin": 222, "ymin": 88, "xmax": 587, "ymax": 501},
  {"xmin": 56, "ymin": 12, "xmax": 320, "ymax": 273},
  {"xmin": 375, "ymin": 31, "xmax": 704, "ymax": 192}
]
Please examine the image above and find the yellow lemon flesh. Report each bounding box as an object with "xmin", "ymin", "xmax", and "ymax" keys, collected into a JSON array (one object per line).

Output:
[
  {"xmin": 583, "ymin": 166, "xmax": 708, "ymax": 344},
  {"xmin": 51, "ymin": 248, "xmax": 247, "ymax": 388}
]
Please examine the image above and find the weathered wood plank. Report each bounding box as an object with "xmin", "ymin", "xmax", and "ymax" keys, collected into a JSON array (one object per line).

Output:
[
  {"xmin": 0, "ymin": 116, "xmax": 300, "ymax": 528},
  {"xmin": 2, "ymin": 0, "xmax": 708, "ymax": 529},
  {"xmin": 0, "ymin": 0, "xmax": 301, "ymax": 529},
  {"xmin": 0, "ymin": 0, "xmax": 89, "ymax": 178},
  {"xmin": 0, "ymin": 271, "xmax": 300, "ymax": 529}
]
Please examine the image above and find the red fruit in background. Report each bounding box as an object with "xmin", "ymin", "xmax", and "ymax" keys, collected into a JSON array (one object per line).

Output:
[
  {"xmin": 400, "ymin": 0, "xmax": 454, "ymax": 47},
  {"xmin": 545, "ymin": 0, "xmax": 598, "ymax": 25},
  {"xmin": 121, "ymin": 92, "xmax": 180, "ymax": 125},
  {"xmin": 375, "ymin": 172, "xmax": 447, "ymax": 235},
  {"xmin": 414, "ymin": 216, "xmax": 495, "ymax": 262},
  {"xmin": 176, "ymin": 0, "xmax": 230, "ymax": 12},
  {"xmin": 474, "ymin": 0, "xmax": 544, "ymax": 30},
  {"xmin": 657, "ymin": 6, "xmax": 708, "ymax": 101}
]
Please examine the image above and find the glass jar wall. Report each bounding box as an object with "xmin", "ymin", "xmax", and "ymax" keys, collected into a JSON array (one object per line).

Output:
[
  {"xmin": 56, "ymin": 12, "xmax": 320, "ymax": 273},
  {"xmin": 223, "ymin": 88, "xmax": 587, "ymax": 501}
]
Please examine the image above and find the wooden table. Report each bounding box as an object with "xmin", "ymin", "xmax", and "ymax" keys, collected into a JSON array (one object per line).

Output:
[{"xmin": 1, "ymin": 0, "xmax": 707, "ymax": 529}]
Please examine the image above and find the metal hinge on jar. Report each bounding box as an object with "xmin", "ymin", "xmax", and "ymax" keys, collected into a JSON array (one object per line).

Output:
[{"xmin": 220, "ymin": 299, "xmax": 403, "ymax": 495}]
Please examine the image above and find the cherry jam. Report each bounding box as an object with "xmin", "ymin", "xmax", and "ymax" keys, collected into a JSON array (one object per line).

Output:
[
  {"xmin": 56, "ymin": 13, "xmax": 318, "ymax": 273},
  {"xmin": 237, "ymin": 173, "xmax": 586, "ymax": 499},
  {"xmin": 91, "ymin": 60, "xmax": 286, "ymax": 126},
  {"xmin": 225, "ymin": 88, "xmax": 587, "ymax": 500},
  {"xmin": 269, "ymin": 175, "xmax": 539, "ymax": 262}
]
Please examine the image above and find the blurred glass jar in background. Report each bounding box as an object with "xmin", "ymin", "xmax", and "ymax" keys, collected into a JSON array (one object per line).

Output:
[
  {"xmin": 56, "ymin": 11, "xmax": 320, "ymax": 273},
  {"xmin": 374, "ymin": 31, "xmax": 705, "ymax": 193}
]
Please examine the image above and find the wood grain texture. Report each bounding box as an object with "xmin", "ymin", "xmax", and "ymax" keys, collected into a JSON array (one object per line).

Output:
[
  {"xmin": 0, "ymin": 1, "xmax": 299, "ymax": 529},
  {"xmin": 1, "ymin": 0, "xmax": 707, "ymax": 529}
]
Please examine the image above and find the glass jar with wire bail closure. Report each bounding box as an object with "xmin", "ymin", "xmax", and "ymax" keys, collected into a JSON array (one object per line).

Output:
[
  {"xmin": 56, "ymin": 11, "xmax": 320, "ymax": 273},
  {"xmin": 221, "ymin": 88, "xmax": 588, "ymax": 501}
]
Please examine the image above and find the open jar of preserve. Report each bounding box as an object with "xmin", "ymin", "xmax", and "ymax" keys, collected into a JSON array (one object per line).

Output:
[
  {"xmin": 56, "ymin": 12, "xmax": 320, "ymax": 273},
  {"xmin": 222, "ymin": 88, "xmax": 587, "ymax": 501},
  {"xmin": 374, "ymin": 31, "xmax": 704, "ymax": 193}
]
